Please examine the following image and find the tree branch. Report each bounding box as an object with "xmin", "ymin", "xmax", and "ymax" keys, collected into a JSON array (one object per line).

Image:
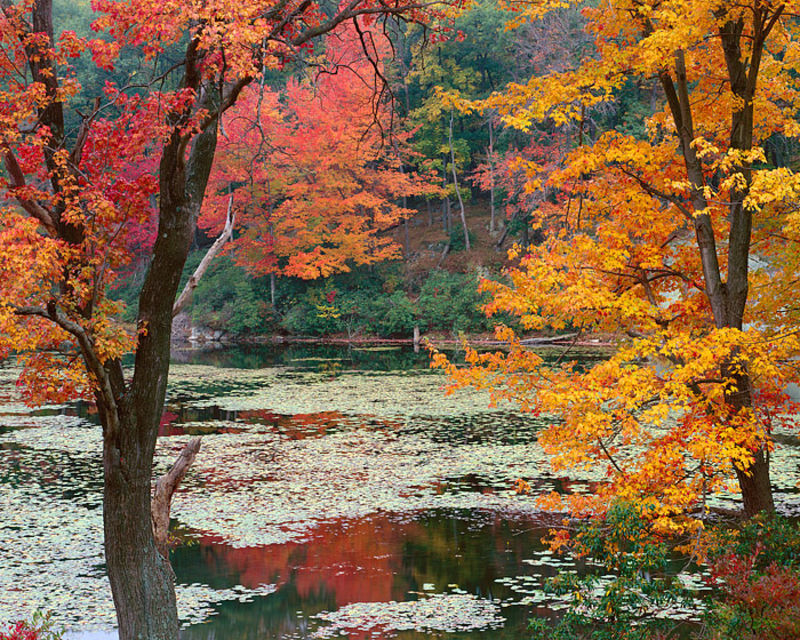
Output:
[
  {"xmin": 2, "ymin": 149, "xmax": 57, "ymax": 234},
  {"xmin": 172, "ymin": 194, "xmax": 236, "ymax": 317},
  {"xmin": 152, "ymin": 437, "xmax": 201, "ymax": 560}
]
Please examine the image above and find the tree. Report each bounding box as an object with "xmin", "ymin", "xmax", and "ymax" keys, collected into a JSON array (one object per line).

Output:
[
  {"xmin": 0, "ymin": 0, "xmax": 446, "ymax": 637},
  {"xmin": 435, "ymin": 0, "xmax": 800, "ymax": 527},
  {"xmin": 200, "ymin": 22, "xmax": 434, "ymax": 281}
]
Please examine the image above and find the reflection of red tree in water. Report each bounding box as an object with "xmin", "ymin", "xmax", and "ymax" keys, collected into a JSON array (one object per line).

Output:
[
  {"xmin": 159, "ymin": 410, "xmax": 180, "ymax": 436},
  {"xmin": 240, "ymin": 409, "xmax": 346, "ymax": 440},
  {"xmin": 193, "ymin": 515, "xmax": 422, "ymax": 607}
]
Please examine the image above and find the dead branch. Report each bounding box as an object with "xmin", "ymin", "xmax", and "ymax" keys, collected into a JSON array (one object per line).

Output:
[{"xmin": 151, "ymin": 437, "xmax": 201, "ymax": 559}]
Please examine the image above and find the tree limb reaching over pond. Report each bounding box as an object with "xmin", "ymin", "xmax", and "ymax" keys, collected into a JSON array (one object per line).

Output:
[{"xmin": 152, "ymin": 437, "xmax": 202, "ymax": 560}]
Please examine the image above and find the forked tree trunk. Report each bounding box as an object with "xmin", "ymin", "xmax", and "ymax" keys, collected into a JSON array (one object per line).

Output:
[
  {"xmin": 657, "ymin": 9, "xmax": 782, "ymax": 516},
  {"xmin": 98, "ymin": 83, "xmax": 220, "ymax": 640}
]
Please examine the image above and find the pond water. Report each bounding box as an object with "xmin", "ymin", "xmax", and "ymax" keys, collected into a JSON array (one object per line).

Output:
[{"xmin": 1, "ymin": 344, "xmax": 798, "ymax": 638}]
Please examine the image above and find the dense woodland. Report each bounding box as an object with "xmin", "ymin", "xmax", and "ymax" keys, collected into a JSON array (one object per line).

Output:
[
  {"xmin": 3, "ymin": 0, "xmax": 800, "ymax": 639},
  {"xmin": 107, "ymin": 0, "xmax": 579, "ymax": 341}
]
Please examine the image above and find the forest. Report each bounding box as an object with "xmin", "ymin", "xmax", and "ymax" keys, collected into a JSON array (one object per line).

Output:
[{"xmin": 1, "ymin": 0, "xmax": 800, "ymax": 639}]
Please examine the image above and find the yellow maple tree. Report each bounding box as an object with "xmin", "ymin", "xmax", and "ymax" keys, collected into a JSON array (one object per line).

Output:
[{"xmin": 435, "ymin": 0, "xmax": 800, "ymax": 527}]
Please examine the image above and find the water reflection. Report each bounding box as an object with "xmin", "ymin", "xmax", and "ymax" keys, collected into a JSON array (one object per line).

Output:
[
  {"xmin": 170, "ymin": 344, "xmax": 433, "ymax": 372},
  {"xmin": 175, "ymin": 510, "xmax": 549, "ymax": 639}
]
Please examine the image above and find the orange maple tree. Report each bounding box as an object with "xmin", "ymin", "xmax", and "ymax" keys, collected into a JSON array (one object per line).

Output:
[
  {"xmin": 0, "ymin": 0, "xmax": 449, "ymax": 637},
  {"xmin": 200, "ymin": 22, "xmax": 434, "ymax": 281},
  {"xmin": 435, "ymin": 0, "xmax": 800, "ymax": 531}
]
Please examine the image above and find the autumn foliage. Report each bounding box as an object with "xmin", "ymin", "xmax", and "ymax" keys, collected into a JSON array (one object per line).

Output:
[
  {"xmin": 0, "ymin": 0, "xmax": 451, "ymax": 636},
  {"xmin": 435, "ymin": 0, "xmax": 800, "ymax": 527},
  {"xmin": 201, "ymin": 23, "xmax": 435, "ymax": 280}
]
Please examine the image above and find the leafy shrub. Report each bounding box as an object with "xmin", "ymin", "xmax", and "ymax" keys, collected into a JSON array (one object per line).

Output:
[
  {"xmin": 701, "ymin": 515, "xmax": 800, "ymax": 640},
  {"xmin": 1, "ymin": 612, "xmax": 64, "ymax": 640},
  {"xmin": 279, "ymin": 283, "xmax": 418, "ymax": 337},
  {"xmin": 280, "ymin": 285, "xmax": 344, "ymax": 336},
  {"xmin": 528, "ymin": 501, "xmax": 691, "ymax": 640},
  {"xmin": 372, "ymin": 290, "xmax": 417, "ymax": 336},
  {"xmin": 448, "ymin": 226, "xmax": 475, "ymax": 252},
  {"xmin": 190, "ymin": 255, "xmax": 273, "ymax": 335},
  {"xmin": 417, "ymin": 270, "xmax": 491, "ymax": 334}
]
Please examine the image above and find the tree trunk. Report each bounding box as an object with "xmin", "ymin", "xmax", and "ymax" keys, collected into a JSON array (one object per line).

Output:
[
  {"xmin": 723, "ymin": 365, "xmax": 775, "ymax": 516},
  {"xmin": 659, "ymin": 33, "xmax": 778, "ymax": 517},
  {"xmin": 448, "ymin": 111, "xmax": 470, "ymax": 251},
  {"xmin": 441, "ymin": 159, "xmax": 449, "ymax": 233},
  {"xmin": 488, "ymin": 119, "xmax": 496, "ymax": 234},
  {"xmin": 735, "ymin": 450, "xmax": 774, "ymax": 517},
  {"xmin": 521, "ymin": 211, "xmax": 529, "ymax": 247},
  {"xmin": 104, "ymin": 417, "xmax": 180, "ymax": 640},
  {"xmin": 100, "ymin": 78, "xmax": 220, "ymax": 640}
]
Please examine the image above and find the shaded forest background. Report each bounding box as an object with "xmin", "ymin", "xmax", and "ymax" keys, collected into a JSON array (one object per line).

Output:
[{"xmin": 53, "ymin": 0, "xmax": 794, "ymax": 340}]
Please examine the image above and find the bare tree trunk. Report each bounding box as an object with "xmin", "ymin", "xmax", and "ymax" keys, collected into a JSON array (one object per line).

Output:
[
  {"xmin": 449, "ymin": 111, "xmax": 470, "ymax": 251},
  {"xmin": 441, "ymin": 159, "xmax": 449, "ymax": 233},
  {"xmin": 152, "ymin": 438, "xmax": 202, "ymax": 559},
  {"xmin": 172, "ymin": 194, "xmax": 235, "ymax": 317},
  {"xmin": 397, "ymin": 156, "xmax": 410, "ymax": 257},
  {"xmin": 488, "ymin": 118, "xmax": 496, "ymax": 234}
]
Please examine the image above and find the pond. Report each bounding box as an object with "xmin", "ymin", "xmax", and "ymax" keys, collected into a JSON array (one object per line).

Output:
[{"xmin": 1, "ymin": 344, "xmax": 798, "ymax": 638}]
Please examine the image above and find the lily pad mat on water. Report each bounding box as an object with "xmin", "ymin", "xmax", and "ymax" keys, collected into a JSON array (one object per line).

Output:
[
  {"xmin": 166, "ymin": 364, "xmax": 510, "ymax": 416},
  {"xmin": 2, "ymin": 363, "xmax": 800, "ymax": 633}
]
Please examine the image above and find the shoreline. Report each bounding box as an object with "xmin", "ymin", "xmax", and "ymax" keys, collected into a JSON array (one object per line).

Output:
[{"xmin": 172, "ymin": 332, "xmax": 617, "ymax": 350}]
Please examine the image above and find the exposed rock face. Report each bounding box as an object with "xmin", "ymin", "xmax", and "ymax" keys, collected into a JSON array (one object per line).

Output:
[
  {"xmin": 171, "ymin": 311, "xmax": 229, "ymax": 344},
  {"xmin": 171, "ymin": 311, "xmax": 192, "ymax": 343}
]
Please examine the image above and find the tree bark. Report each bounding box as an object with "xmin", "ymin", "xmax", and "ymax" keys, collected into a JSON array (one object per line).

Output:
[
  {"xmin": 152, "ymin": 438, "xmax": 202, "ymax": 559},
  {"xmin": 655, "ymin": 8, "xmax": 783, "ymax": 516},
  {"xmin": 103, "ymin": 412, "xmax": 180, "ymax": 640},
  {"xmin": 448, "ymin": 111, "xmax": 470, "ymax": 251}
]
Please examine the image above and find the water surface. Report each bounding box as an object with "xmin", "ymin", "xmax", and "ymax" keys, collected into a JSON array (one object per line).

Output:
[{"xmin": 1, "ymin": 344, "xmax": 797, "ymax": 638}]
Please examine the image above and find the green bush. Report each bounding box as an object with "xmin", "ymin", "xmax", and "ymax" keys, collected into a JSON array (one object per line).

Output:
[
  {"xmin": 528, "ymin": 501, "xmax": 692, "ymax": 640},
  {"xmin": 279, "ymin": 285, "xmax": 345, "ymax": 336},
  {"xmin": 373, "ymin": 290, "xmax": 417, "ymax": 336},
  {"xmin": 190, "ymin": 255, "xmax": 273, "ymax": 335},
  {"xmin": 114, "ymin": 254, "xmax": 504, "ymax": 338},
  {"xmin": 279, "ymin": 283, "xmax": 417, "ymax": 337},
  {"xmin": 448, "ymin": 226, "xmax": 476, "ymax": 252},
  {"xmin": 417, "ymin": 269, "xmax": 491, "ymax": 334}
]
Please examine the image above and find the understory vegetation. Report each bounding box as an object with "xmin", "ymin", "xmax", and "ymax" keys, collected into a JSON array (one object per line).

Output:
[
  {"xmin": 530, "ymin": 504, "xmax": 800, "ymax": 640},
  {"xmin": 115, "ymin": 253, "xmax": 502, "ymax": 338}
]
